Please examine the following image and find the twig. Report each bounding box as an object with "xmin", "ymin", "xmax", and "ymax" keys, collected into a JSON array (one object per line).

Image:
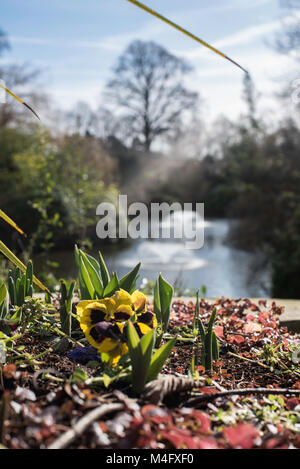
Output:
[
  {"xmin": 228, "ymin": 352, "xmax": 269, "ymax": 369},
  {"xmin": 47, "ymin": 403, "xmax": 123, "ymax": 449},
  {"xmin": 52, "ymin": 327, "xmax": 85, "ymax": 348},
  {"xmin": 185, "ymin": 387, "xmax": 300, "ymax": 407}
]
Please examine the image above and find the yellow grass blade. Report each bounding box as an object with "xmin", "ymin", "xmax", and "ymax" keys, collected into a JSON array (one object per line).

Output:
[
  {"xmin": 127, "ymin": 0, "xmax": 248, "ymax": 74},
  {"xmin": 0, "ymin": 241, "xmax": 50, "ymax": 294},
  {"xmin": 0, "ymin": 83, "xmax": 40, "ymax": 120},
  {"xmin": 0, "ymin": 209, "xmax": 26, "ymax": 236}
]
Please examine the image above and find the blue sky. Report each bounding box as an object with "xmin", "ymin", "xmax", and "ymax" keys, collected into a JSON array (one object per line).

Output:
[{"xmin": 0, "ymin": 0, "xmax": 297, "ymax": 121}]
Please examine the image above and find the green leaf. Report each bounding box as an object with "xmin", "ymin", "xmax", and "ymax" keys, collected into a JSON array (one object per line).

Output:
[
  {"xmin": 15, "ymin": 277, "xmax": 22, "ymax": 306},
  {"xmin": 59, "ymin": 280, "xmax": 72, "ymax": 336},
  {"xmin": 198, "ymin": 318, "xmax": 206, "ymax": 343},
  {"xmin": 158, "ymin": 274, "xmax": 173, "ymax": 331},
  {"xmin": 159, "ymin": 274, "xmax": 173, "ymax": 314},
  {"xmin": 207, "ymin": 307, "xmax": 217, "ymax": 335},
  {"xmin": 127, "ymin": 321, "xmax": 140, "ymax": 353},
  {"xmin": 70, "ymin": 368, "xmax": 88, "ymax": 384},
  {"xmin": 0, "ymin": 283, "xmax": 8, "ymax": 320},
  {"xmin": 133, "ymin": 330, "xmax": 155, "ymax": 393},
  {"xmin": 103, "ymin": 272, "xmax": 119, "ymax": 297},
  {"xmin": 85, "ymin": 253, "xmax": 100, "ymax": 274},
  {"xmin": 60, "ymin": 280, "xmax": 67, "ymax": 303},
  {"xmin": 127, "ymin": 322, "xmax": 141, "ymax": 390},
  {"xmin": 153, "ymin": 279, "xmax": 161, "ymax": 323},
  {"xmin": 101, "ymin": 352, "xmax": 111, "ymax": 364},
  {"xmin": 79, "ymin": 256, "xmax": 95, "ymax": 300},
  {"xmin": 0, "ymin": 283, "xmax": 7, "ymax": 305},
  {"xmin": 129, "ymin": 275, "xmax": 139, "ymax": 294},
  {"xmin": 8, "ymin": 277, "xmax": 15, "ymax": 306},
  {"xmin": 99, "ymin": 251, "xmax": 110, "ymax": 289},
  {"xmin": 78, "ymin": 269, "xmax": 90, "ymax": 300},
  {"xmin": 74, "ymin": 245, "xmax": 80, "ymax": 268},
  {"xmin": 204, "ymin": 309, "xmax": 217, "ymax": 372},
  {"xmin": 103, "ymin": 373, "xmax": 113, "ymax": 388},
  {"xmin": 193, "ymin": 290, "xmax": 200, "ymax": 332},
  {"xmin": 204, "ymin": 331, "xmax": 213, "ymax": 371},
  {"xmin": 212, "ymin": 331, "xmax": 219, "ymax": 360},
  {"xmin": 80, "ymin": 251, "xmax": 103, "ymax": 298},
  {"xmin": 25, "ymin": 261, "xmax": 33, "ymax": 296},
  {"xmin": 67, "ymin": 281, "xmax": 76, "ymax": 303},
  {"xmin": 147, "ymin": 337, "xmax": 176, "ymax": 382},
  {"xmin": 139, "ymin": 329, "xmax": 155, "ymax": 359},
  {"xmin": 119, "ymin": 263, "xmax": 141, "ymax": 292}
]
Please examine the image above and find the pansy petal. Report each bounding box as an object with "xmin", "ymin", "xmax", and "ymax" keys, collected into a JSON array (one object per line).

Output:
[
  {"xmin": 109, "ymin": 343, "xmax": 129, "ymax": 365},
  {"xmin": 138, "ymin": 311, "xmax": 157, "ymax": 329},
  {"xmin": 98, "ymin": 338, "xmax": 121, "ymax": 354},
  {"xmin": 77, "ymin": 300, "xmax": 96, "ymax": 318},
  {"xmin": 78, "ymin": 301, "xmax": 109, "ymax": 327},
  {"xmin": 135, "ymin": 322, "xmax": 152, "ymax": 337},
  {"xmin": 132, "ymin": 290, "xmax": 147, "ymax": 313},
  {"xmin": 113, "ymin": 289, "xmax": 133, "ymax": 308}
]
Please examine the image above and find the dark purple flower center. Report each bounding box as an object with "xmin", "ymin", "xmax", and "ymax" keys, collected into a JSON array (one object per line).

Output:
[
  {"xmin": 90, "ymin": 308, "xmax": 106, "ymax": 324},
  {"xmin": 138, "ymin": 311, "xmax": 154, "ymax": 326},
  {"xmin": 90, "ymin": 322, "xmax": 122, "ymax": 343},
  {"xmin": 114, "ymin": 311, "xmax": 131, "ymax": 320}
]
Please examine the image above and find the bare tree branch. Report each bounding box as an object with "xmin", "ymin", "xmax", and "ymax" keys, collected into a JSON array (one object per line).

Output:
[{"xmin": 106, "ymin": 40, "xmax": 199, "ymax": 151}]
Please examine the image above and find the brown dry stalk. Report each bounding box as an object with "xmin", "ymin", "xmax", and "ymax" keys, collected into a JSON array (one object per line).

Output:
[
  {"xmin": 186, "ymin": 387, "xmax": 300, "ymax": 407},
  {"xmin": 47, "ymin": 403, "xmax": 123, "ymax": 449}
]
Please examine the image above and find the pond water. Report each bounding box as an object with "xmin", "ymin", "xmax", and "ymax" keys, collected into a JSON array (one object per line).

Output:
[{"xmin": 41, "ymin": 217, "xmax": 271, "ymax": 298}]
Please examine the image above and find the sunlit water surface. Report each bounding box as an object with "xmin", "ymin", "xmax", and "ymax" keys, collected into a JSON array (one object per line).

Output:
[{"xmin": 41, "ymin": 217, "xmax": 271, "ymax": 298}]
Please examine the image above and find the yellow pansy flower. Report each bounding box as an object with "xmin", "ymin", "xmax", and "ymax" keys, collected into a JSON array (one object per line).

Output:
[{"xmin": 76, "ymin": 289, "xmax": 156, "ymax": 365}]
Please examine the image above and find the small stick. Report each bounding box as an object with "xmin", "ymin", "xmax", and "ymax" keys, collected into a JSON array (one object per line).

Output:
[
  {"xmin": 186, "ymin": 387, "xmax": 300, "ymax": 407},
  {"xmin": 228, "ymin": 352, "xmax": 269, "ymax": 369},
  {"xmin": 47, "ymin": 403, "xmax": 123, "ymax": 449}
]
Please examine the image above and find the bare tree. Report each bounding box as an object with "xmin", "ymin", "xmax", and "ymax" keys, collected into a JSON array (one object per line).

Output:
[
  {"xmin": 0, "ymin": 63, "xmax": 48, "ymax": 128},
  {"xmin": 0, "ymin": 29, "xmax": 48, "ymax": 128},
  {"xmin": 106, "ymin": 40, "xmax": 198, "ymax": 151}
]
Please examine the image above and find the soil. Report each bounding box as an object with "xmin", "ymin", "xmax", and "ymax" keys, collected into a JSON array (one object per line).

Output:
[{"xmin": 1, "ymin": 297, "xmax": 299, "ymax": 449}]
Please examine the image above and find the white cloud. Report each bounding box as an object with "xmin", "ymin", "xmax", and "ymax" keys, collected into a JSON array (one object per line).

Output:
[{"xmin": 181, "ymin": 12, "xmax": 300, "ymax": 62}]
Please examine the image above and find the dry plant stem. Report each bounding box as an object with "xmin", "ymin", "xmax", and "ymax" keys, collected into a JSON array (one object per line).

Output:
[
  {"xmin": 43, "ymin": 373, "xmax": 64, "ymax": 383},
  {"xmin": 229, "ymin": 352, "xmax": 300, "ymax": 378},
  {"xmin": 228, "ymin": 352, "xmax": 270, "ymax": 369},
  {"xmin": 185, "ymin": 387, "xmax": 300, "ymax": 407},
  {"xmin": 52, "ymin": 327, "xmax": 84, "ymax": 348},
  {"xmin": 47, "ymin": 403, "xmax": 123, "ymax": 449}
]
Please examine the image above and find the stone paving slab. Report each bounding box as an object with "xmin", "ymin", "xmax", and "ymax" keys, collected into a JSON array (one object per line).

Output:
[{"xmin": 254, "ymin": 298, "xmax": 300, "ymax": 332}]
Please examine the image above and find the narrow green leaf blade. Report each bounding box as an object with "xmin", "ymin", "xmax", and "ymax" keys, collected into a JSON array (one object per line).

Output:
[
  {"xmin": 147, "ymin": 337, "xmax": 176, "ymax": 382},
  {"xmin": 119, "ymin": 262, "xmax": 141, "ymax": 292},
  {"xmin": 0, "ymin": 283, "xmax": 7, "ymax": 305},
  {"xmin": 153, "ymin": 279, "xmax": 161, "ymax": 322},
  {"xmin": 158, "ymin": 274, "xmax": 173, "ymax": 315},
  {"xmin": 79, "ymin": 256, "xmax": 95, "ymax": 300},
  {"xmin": 103, "ymin": 273, "xmax": 119, "ymax": 298},
  {"xmin": 158, "ymin": 274, "xmax": 173, "ymax": 331},
  {"xmin": 99, "ymin": 251, "xmax": 110, "ymax": 289},
  {"xmin": 80, "ymin": 251, "xmax": 103, "ymax": 298}
]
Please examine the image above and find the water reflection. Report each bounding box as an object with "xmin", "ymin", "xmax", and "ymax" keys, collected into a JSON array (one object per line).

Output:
[{"xmin": 41, "ymin": 217, "xmax": 271, "ymax": 298}]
